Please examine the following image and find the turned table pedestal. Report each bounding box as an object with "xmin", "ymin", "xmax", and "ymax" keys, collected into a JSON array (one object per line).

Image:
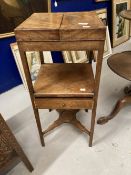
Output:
[{"xmin": 97, "ymin": 10, "xmax": 131, "ymax": 125}]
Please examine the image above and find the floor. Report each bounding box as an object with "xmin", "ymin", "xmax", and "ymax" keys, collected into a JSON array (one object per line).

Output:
[{"xmin": 1, "ymin": 40, "xmax": 131, "ymax": 175}]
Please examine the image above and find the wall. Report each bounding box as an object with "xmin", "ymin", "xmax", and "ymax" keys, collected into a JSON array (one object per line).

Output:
[
  {"xmin": 52, "ymin": 0, "xmax": 111, "ymax": 12},
  {"xmin": 0, "ymin": 36, "xmax": 22, "ymax": 94}
]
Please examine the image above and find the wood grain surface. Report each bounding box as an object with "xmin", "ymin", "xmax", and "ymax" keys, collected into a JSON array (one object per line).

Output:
[
  {"xmin": 15, "ymin": 13, "xmax": 63, "ymax": 41},
  {"xmin": 60, "ymin": 11, "xmax": 106, "ymax": 41},
  {"xmin": 107, "ymin": 51, "xmax": 131, "ymax": 81},
  {"xmin": 34, "ymin": 63, "xmax": 95, "ymax": 97},
  {"xmin": 15, "ymin": 12, "xmax": 106, "ymax": 41}
]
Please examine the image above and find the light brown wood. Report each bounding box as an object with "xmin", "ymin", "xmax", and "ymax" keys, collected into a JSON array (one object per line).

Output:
[
  {"xmin": 18, "ymin": 49, "xmax": 45, "ymax": 147},
  {"xmin": 43, "ymin": 110, "xmax": 90, "ymax": 135},
  {"xmin": 34, "ymin": 63, "xmax": 95, "ymax": 98},
  {"xmin": 35, "ymin": 98, "xmax": 94, "ymax": 109},
  {"xmin": 89, "ymin": 49, "xmax": 104, "ymax": 146},
  {"xmin": 18, "ymin": 40, "xmax": 103, "ymax": 51},
  {"xmin": 15, "ymin": 12, "xmax": 106, "ymax": 42},
  {"xmin": 60, "ymin": 12, "xmax": 106, "ymax": 41},
  {"xmin": 15, "ymin": 12, "xmax": 106, "ymax": 147},
  {"xmin": 15, "ymin": 13, "xmax": 63, "ymax": 41}
]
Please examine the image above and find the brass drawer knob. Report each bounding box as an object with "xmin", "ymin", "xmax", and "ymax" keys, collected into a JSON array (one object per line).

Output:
[{"xmin": 62, "ymin": 103, "xmax": 65, "ymax": 107}]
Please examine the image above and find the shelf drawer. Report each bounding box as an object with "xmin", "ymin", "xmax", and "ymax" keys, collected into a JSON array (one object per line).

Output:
[{"xmin": 34, "ymin": 98, "xmax": 94, "ymax": 109}]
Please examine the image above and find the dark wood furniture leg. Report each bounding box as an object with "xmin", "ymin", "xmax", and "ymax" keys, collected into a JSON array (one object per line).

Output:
[
  {"xmin": 39, "ymin": 51, "xmax": 44, "ymax": 64},
  {"xmin": 89, "ymin": 106, "xmax": 97, "ymax": 147},
  {"xmin": 97, "ymin": 50, "xmax": 131, "ymax": 125},
  {"xmin": 97, "ymin": 95, "xmax": 131, "ymax": 125},
  {"xmin": 43, "ymin": 110, "xmax": 90, "ymax": 135}
]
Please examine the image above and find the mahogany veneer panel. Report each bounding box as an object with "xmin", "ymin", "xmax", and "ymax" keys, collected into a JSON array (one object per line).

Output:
[{"xmin": 34, "ymin": 63, "xmax": 95, "ymax": 97}]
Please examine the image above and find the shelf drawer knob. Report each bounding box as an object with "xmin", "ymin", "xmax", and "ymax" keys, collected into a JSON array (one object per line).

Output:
[{"xmin": 62, "ymin": 103, "xmax": 65, "ymax": 107}]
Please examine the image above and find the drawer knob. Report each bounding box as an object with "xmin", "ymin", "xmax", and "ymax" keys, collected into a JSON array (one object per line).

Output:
[{"xmin": 62, "ymin": 103, "xmax": 65, "ymax": 107}]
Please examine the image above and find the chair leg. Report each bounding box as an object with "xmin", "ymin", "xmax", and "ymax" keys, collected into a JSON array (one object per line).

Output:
[
  {"xmin": 97, "ymin": 96, "xmax": 131, "ymax": 125},
  {"xmin": 0, "ymin": 114, "xmax": 34, "ymax": 172},
  {"xmin": 16, "ymin": 146, "xmax": 34, "ymax": 172},
  {"xmin": 89, "ymin": 105, "xmax": 97, "ymax": 147},
  {"xmin": 33, "ymin": 108, "xmax": 45, "ymax": 147}
]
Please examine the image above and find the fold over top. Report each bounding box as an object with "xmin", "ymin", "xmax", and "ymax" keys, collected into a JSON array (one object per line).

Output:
[{"xmin": 15, "ymin": 11, "xmax": 106, "ymax": 41}]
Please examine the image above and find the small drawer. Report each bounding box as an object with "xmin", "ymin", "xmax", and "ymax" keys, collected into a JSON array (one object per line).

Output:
[{"xmin": 34, "ymin": 97, "xmax": 94, "ymax": 109}]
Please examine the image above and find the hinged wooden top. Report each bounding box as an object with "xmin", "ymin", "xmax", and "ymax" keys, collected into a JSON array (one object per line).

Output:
[
  {"xmin": 60, "ymin": 11, "xmax": 105, "ymax": 41},
  {"xmin": 15, "ymin": 13, "xmax": 63, "ymax": 41},
  {"xmin": 15, "ymin": 11, "xmax": 106, "ymax": 41},
  {"xmin": 16, "ymin": 13, "xmax": 63, "ymax": 30}
]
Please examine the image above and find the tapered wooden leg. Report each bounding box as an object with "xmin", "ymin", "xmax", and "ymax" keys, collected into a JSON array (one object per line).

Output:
[
  {"xmin": 43, "ymin": 110, "xmax": 90, "ymax": 136},
  {"xmin": 39, "ymin": 51, "xmax": 44, "ymax": 64},
  {"xmin": 89, "ymin": 105, "xmax": 97, "ymax": 147},
  {"xmin": 18, "ymin": 50, "xmax": 44, "ymax": 147},
  {"xmin": 97, "ymin": 96, "xmax": 131, "ymax": 125},
  {"xmin": 33, "ymin": 108, "xmax": 45, "ymax": 146},
  {"xmin": 22, "ymin": 156, "xmax": 33, "ymax": 172},
  {"xmin": 89, "ymin": 47, "xmax": 104, "ymax": 146}
]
